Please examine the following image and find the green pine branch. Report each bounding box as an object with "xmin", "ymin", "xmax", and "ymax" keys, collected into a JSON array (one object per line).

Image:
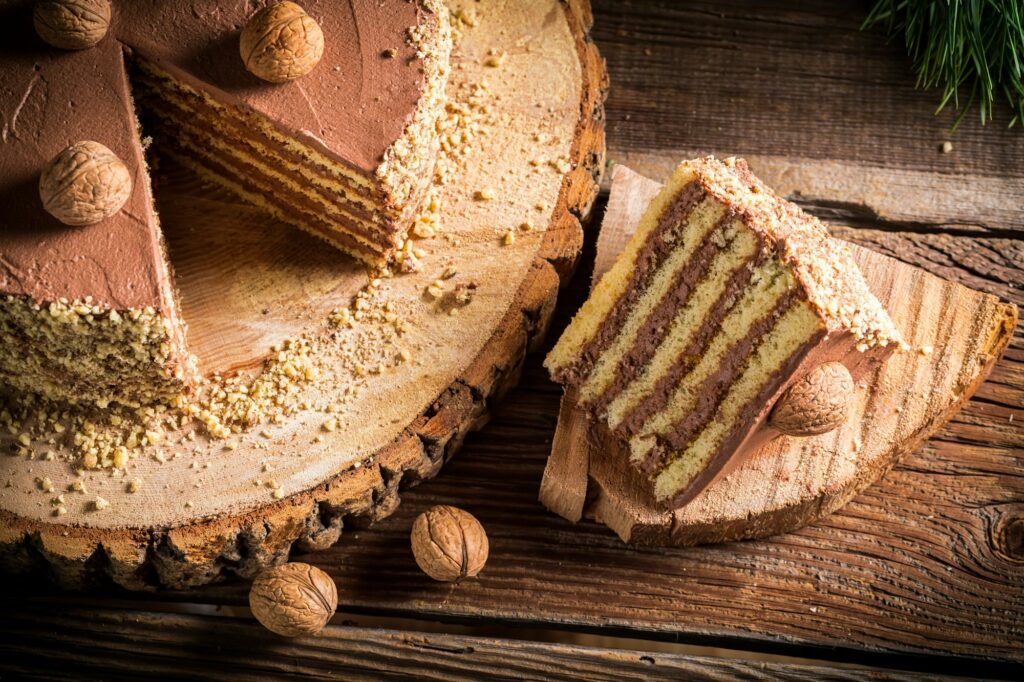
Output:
[{"xmin": 863, "ymin": 0, "xmax": 1024, "ymax": 130}]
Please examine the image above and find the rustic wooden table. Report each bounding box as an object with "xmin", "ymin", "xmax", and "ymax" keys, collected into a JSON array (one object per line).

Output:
[{"xmin": 3, "ymin": 1, "xmax": 1022, "ymax": 679}]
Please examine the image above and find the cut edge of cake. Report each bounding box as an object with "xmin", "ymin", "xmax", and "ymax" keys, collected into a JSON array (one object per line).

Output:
[
  {"xmin": 545, "ymin": 156, "xmax": 903, "ymax": 508},
  {"xmin": 0, "ymin": 144, "xmax": 197, "ymax": 411},
  {"xmin": 127, "ymin": 0, "xmax": 452, "ymax": 268},
  {"xmin": 376, "ymin": 0, "xmax": 453, "ymax": 231}
]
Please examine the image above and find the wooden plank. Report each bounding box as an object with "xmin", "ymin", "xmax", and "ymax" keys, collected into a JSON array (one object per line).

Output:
[
  {"xmin": 609, "ymin": 151, "xmax": 1024, "ymax": 235},
  {"xmin": 0, "ymin": 608, "xmax": 971, "ymax": 681},
  {"xmin": 593, "ymin": 0, "xmax": 1024, "ymax": 235},
  {"xmin": 592, "ymin": 0, "xmax": 1024, "ymax": 180}
]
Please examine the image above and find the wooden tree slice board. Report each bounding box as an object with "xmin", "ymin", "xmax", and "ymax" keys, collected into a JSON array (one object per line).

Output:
[
  {"xmin": 0, "ymin": 0, "xmax": 606, "ymax": 590},
  {"xmin": 540, "ymin": 165, "xmax": 1017, "ymax": 546}
]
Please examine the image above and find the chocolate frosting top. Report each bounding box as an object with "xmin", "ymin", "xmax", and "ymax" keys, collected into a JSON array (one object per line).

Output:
[{"xmin": 0, "ymin": 0, "xmax": 431, "ymax": 309}]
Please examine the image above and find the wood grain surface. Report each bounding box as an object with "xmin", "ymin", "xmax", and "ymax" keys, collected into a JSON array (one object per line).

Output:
[
  {"xmin": 542, "ymin": 165, "xmax": 1016, "ymax": 547},
  {"xmin": 2, "ymin": 0, "xmax": 1022, "ymax": 677},
  {"xmin": 0, "ymin": 0, "xmax": 606, "ymax": 589},
  {"xmin": 0, "ymin": 607, "xmax": 962, "ymax": 681}
]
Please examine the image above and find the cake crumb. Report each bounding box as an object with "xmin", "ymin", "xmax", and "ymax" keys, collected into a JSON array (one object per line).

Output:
[
  {"xmin": 382, "ymin": 47, "xmax": 397, "ymax": 59},
  {"xmin": 425, "ymin": 281, "xmax": 445, "ymax": 299},
  {"xmin": 474, "ymin": 187, "xmax": 495, "ymax": 201},
  {"xmin": 452, "ymin": 283, "xmax": 477, "ymax": 307},
  {"xmin": 484, "ymin": 49, "xmax": 506, "ymax": 67},
  {"xmin": 940, "ymin": 141, "xmax": 953, "ymax": 154},
  {"xmin": 502, "ymin": 229, "xmax": 516, "ymax": 246},
  {"xmin": 93, "ymin": 496, "xmax": 109, "ymax": 511}
]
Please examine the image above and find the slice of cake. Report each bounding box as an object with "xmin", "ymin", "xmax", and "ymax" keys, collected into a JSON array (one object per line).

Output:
[
  {"xmin": 0, "ymin": 0, "xmax": 450, "ymax": 408},
  {"xmin": 545, "ymin": 156, "xmax": 902, "ymax": 508},
  {"xmin": 0, "ymin": 37, "xmax": 196, "ymax": 409},
  {"xmin": 124, "ymin": 0, "xmax": 451, "ymax": 265}
]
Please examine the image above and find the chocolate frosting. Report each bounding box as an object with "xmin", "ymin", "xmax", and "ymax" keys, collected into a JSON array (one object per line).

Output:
[{"xmin": 0, "ymin": 0, "xmax": 431, "ymax": 309}]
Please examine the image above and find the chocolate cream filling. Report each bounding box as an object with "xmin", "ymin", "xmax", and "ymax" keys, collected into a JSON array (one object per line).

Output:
[
  {"xmin": 554, "ymin": 181, "xmax": 706, "ymax": 386},
  {"xmin": 130, "ymin": 60, "xmax": 383, "ymax": 199},
  {"xmin": 634, "ymin": 288, "xmax": 799, "ymax": 475},
  {"xmin": 584, "ymin": 209, "xmax": 745, "ymax": 416},
  {"xmin": 159, "ymin": 140, "xmax": 383, "ymax": 262},
  {"xmin": 612, "ymin": 251, "xmax": 763, "ymax": 438},
  {"xmin": 142, "ymin": 105, "xmax": 395, "ymax": 253},
  {"xmin": 130, "ymin": 65, "xmax": 392, "ymax": 230},
  {"xmin": 662, "ymin": 328, "xmax": 826, "ymax": 508}
]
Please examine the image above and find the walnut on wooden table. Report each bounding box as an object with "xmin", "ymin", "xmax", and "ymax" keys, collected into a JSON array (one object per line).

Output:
[
  {"xmin": 410, "ymin": 505, "xmax": 489, "ymax": 582},
  {"xmin": 249, "ymin": 562, "xmax": 338, "ymax": 637}
]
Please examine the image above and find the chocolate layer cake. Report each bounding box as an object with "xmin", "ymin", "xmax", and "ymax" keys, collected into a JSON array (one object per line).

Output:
[
  {"xmin": 546, "ymin": 157, "xmax": 902, "ymax": 508},
  {"xmin": 0, "ymin": 0, "xmax": 450, "ymax": 407}
]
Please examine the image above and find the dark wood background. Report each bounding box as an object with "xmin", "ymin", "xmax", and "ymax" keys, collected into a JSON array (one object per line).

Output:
[{"xmin": 2, "ymin": 1, "xmax": 1022, "ymax": 679}]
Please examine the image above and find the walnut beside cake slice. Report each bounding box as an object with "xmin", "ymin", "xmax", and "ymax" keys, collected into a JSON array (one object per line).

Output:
[{"xmin": 546, "ymin": 156, "xmax": 903, "ymax": 508}]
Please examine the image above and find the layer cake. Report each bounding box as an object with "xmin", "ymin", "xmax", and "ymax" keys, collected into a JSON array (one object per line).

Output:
[
  {"xmin": 0, "ymin": 0, "xmax": 450, "ymax": 407},
  {"xmin": 546, "ymin": 157, "xmax": 902, "ymax": 508}
]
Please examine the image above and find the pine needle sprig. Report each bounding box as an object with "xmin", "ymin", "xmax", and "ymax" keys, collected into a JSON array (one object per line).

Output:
[{"xmin": 863, "ymin": 0, "xmax": 1024, "ymax": 130}]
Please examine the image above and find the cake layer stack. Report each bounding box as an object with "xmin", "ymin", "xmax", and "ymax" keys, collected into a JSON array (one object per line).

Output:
[
  {"xmin": 546, "ymin": 156, "xmax": 902, "ymax": 507},
  {"xmin": 128, "ymin": 2, "xmax": 451, "ymax": 266}
]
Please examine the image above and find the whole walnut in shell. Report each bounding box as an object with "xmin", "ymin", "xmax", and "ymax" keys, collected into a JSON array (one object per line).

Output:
[
  {"xmin": 39, "ymin": 141, "xmax": 132, "ymax": 226},
  {"xmin": 769, "ymin": 361, "xmax": 854, "ymax": 437},
  {"xmin": 34, "ymin": 0, "xmax": 111, "ymax": 50},
  {"xmin": 410, "ymin": 505, "xmax": 489, "ymax": 582},
  {"xmin": 240, "ymin": 1, "xmax": 325, "ymax": 83},
  {"xmin": 249, "ymin": 562, "xmax": 338, "ymax": 637}
]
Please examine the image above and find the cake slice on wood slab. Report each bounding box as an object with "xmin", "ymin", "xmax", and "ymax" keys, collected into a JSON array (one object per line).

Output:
[{"xmin": 545, "ymin": 156, "xmax": 903, "ymax": 508}]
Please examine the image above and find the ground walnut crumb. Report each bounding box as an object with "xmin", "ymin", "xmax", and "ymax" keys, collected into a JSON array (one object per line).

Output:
[
  {"xmin": 452, "ymin": 283, "xmax": 477, "ymax": 306},
  {"xmin": 425, "ymin": 281, "xmax": 445, "ymax": 300},
  {"xmin": 484, "ymin": 49, "xmax": 506, "ymax": 67}
]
